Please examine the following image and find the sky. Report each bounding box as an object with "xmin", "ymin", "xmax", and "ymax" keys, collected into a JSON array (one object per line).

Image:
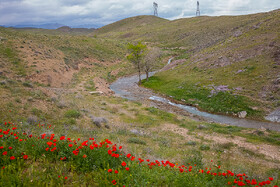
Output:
[{"xmin": 0, "ymin": 0, "xmax": 279, "ymax": 28}]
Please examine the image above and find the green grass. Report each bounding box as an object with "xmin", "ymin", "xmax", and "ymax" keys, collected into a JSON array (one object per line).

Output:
[{"xmin": 142, "ymin": 76, "xmax": 263, "ymax": 118}]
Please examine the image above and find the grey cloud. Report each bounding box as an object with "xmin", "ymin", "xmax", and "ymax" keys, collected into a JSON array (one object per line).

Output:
[{"xmin": 0, "ymin": 0, "xmax": 278, "ymax": 27}]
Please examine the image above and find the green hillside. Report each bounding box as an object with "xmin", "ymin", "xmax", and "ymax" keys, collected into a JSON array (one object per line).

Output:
[{"xmin": 94, "ymin": 10, "xmax": 280, "ymax": 120}]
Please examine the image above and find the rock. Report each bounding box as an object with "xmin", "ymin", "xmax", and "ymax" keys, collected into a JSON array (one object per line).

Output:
[
  {"xmin": 0, "ymin": 80, "xmax": 7, "ymax": 85},
  {"xmin": 57, "ymin": 100, "xmax": 67, "ymax": 108},
  {"xmin": 265, "ymin": 108, "xmax": 280, "ymax": 123},
  {"xmin": 238, "ymin": 111, "xmax": 247, "ymax": 118},
  {"xmin": 197, "ymin": 124, "xmax": 207, "ymax": 129},
  {"xmin": 130, "ymin": 129, "xmax": 141, "ymax": 135},
  {"xmin": 89, "ymin": 91, "xmax": 103, "ymax": 95},
  {"xmin": 233, "ymin": 30, "xmax": 242, "ymax": 37},
  {"xmin": 91, "ymin": 116, "xmax": 108, "ymax": 128}
]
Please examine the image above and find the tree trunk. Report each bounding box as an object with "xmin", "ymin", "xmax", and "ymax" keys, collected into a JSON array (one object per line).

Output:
[
  {"xmin": 146, "ymin": 71, "xmax": 149, "ymax": 81},
  {"xmin": 138, "ymin": 64, "xmax": 141, "ymax": 85}
]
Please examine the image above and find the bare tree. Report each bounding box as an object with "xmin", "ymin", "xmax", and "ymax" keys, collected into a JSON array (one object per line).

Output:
[{"xmin": 143, "ymin": 47, "xmax": 161, "ymax": 81}]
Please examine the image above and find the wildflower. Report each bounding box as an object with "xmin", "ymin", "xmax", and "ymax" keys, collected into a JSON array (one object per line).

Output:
[
  {"xmin": 108, "ymin": 150, "xmax": 112, "ymax": 155},
  {"xmin": 45, "ymin": 148, "xmax": 49, "ymax": 151},
  {"xmin": 64, "ymin": 176, "xmax": 68, "ymax": 180},
  {"xmin": 51, "ymin": 147, "xmax": 57, "ymax": 152},
  {"xmin": 60, "ymin": 136, "xmax": 65, "ymax": 140},
  {"xmin": 23, "ymin": 155, "xmax": 28, "ymax": 159},
  {"xmin": 69, "ymin": 144, "xmax": 73, "ymax": 148},
  {"xmin": 125, "ymin": 167, "xmax": 129, "ymax": 171},
  {"xmin": 112, "ymin": 180, "xmax": 117, "ymax": 185},
  {"xmin": 179, "ymin": 168, "xmax": 184, "ymax": 173},
  {"xmin": 0, "ymin": 146, "xmax": 3, "ymax": 149},
  {"xmin": 121, "ymin": 161, "xmax": 126, "ymax": 166},
  {"xmin": 10, "ymin": 156, "xmax": 15, "ymax": 160},
  {"xmin": 2, "ymin": 151, "xmax": 7, "ymax": 155},
  {"xmin": 119, "ymin": 146, "xmax": 122, "ymax": 149},
  {"xmin": 108, "ymin": 169, "xmax": 112, "ymax": 173},
  {"xmin": 115, "ymin": 170, "xmax": 118, "ymax": 174},
  {"xmin": 83, "ymin": 154, "xmax": 87, "ymax": 158},
  {"xmin": 269, "ymin": 177, "xmax": 273, "ymax": 181},
  {"xmin": 8, "ymin": 147, "xmax": 12, "ymax": 150},
  {"xmin": 127, "ymin": 153, "xmax": 131, "ymax": 158},
  {"xmin": 47, "ymin": 142, "xmax": 53, "ymax": 147}
]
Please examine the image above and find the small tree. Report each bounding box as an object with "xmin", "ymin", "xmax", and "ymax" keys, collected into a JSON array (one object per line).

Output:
[
  {"xmin": 143, "ymin": 47, "xmax": 161, "ymax": 81},
  {"xmin": 127, "ymin": 42, "xmax": 147, "ymax": 84}
]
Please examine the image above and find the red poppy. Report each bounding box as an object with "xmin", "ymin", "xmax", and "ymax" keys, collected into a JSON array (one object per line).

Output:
[
  {"xmin": 0, "ymin": 146, "xmax": 3, "ymax": 149},
  {"xmin": 121, "ymin": 161, "xmax": 126, "ymax": 166},
  {"xmin": 45, "ymin": 148, "xmax": 49, "ymax": 151},
  {"xmin": 23, "ymin": 155, "xmax": 28, "ymax": 159},
  {"xmin": 60, "ymin": 136, "xmax": 65, "ymax": 140},
  {"xmin": 269, "ymin": 177, "xmax": 273, "ymax": 181},
  {"xmin": 108, "ymin": 169, "xmax": 112, "ymax": 173},
  {"xmin": 10, "ymin": 156, "xmax": 15, "ymax": 160},
  {"xmin": 125, "ymin": 167, "xmax": 129, "ymax": 171},
  {"xmin": 114, "ymin": 170, "xmax": 118, "ymax": 174},
  {"xmin": 47, "ymin": 142, "xmax": 53, "ymax": 147},
  {"xmin": 2, "ymin": 151, "xmax": 7, "ymax": 155},
  {"xmin": 179, "ymin": 168, "xmax": 184, "ymax": 173},
  {"xmin": 64, "ymin": 176, "xmax": 68, "ymax": 180},
  {"xmin": 83, "ymin": 154, "xmax": 87, "ymax": 158},
  {"xmin": 69, "ymin": 144, "xmax": 73, "ymax": 148},
  {"xmin": 112, "ymin": 180, "xmax": 117, "ymax": 185},
  {"xmin": 8, "ymin": 147, "xmax": 12, "ymax": 150}
]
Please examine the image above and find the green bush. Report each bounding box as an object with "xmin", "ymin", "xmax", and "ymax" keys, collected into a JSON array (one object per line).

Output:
[{"xmin": 64, "ymin": 109, "xmax": 81, "ymax": 118}]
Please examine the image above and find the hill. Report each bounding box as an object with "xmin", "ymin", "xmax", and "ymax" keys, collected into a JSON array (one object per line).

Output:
[{"xmin": 94, "ymin": 10, "xmax": 280, "ymax": 120}]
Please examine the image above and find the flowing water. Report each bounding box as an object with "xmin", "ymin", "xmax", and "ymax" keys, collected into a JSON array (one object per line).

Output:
[{"xmin": 110, "ymin": 59, "xmax": 280, "ymax": 132}]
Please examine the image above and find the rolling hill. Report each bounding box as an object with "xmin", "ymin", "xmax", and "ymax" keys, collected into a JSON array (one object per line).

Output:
[{"xmin": 93, "ymin": 10, "xmax": 280, "ymax": 120}]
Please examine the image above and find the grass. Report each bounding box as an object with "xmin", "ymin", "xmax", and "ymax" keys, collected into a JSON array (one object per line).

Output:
[{"xmin": 142, "ymin": 76, "xmax": 263, "ymax": 118}]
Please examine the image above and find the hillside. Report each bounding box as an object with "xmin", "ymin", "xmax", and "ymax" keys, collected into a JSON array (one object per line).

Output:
[{"xmin": 94, "ymin": 10, "xmax": 280, "ymax": 120}]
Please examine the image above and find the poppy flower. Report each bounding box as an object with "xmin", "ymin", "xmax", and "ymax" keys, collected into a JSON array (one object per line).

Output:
[
  {"xmin": 121, "ymin": 161, "xmax": 126, "ymax": 166},
  {"xmin": 112, "ymin": 180, "xmax": 117, "ymax": 185},
  {"xmin": 0, "ymin": 146, "xmax": 3, "ymax": 149},
  {"xmin": 68, "ymin": 144, "xmax": 73, "ymax": 148},
  {"xmin": 60, "ymin": 136, "xmax": 65, "ymax": 140},
  {"xmin": 125, "ymin": 167, "xmax": 129, "ymax": 171},
  {"xmin": 8, "ymin": 147, "xmax": 12, "ymax": 150},
  {"xmin": 23, "ymin": 155, "xmax": 28, "ymax": 159},
  {"xmin": 64, "ymin": 177, "xmax": 68, "ymax": 180},
  {"xmin": 108, "ymin": 169, "xmax": 112, "ymax": 173},
  {"xmin": 114, "ymin": 170, "xmax": 118, "ymax": 174},
  {"xmin": 10, "ymin": 156, "xmax": 15, "ymax": 160},
  {"xmin": 269, "ymin": 177, "xmax": 273, "ymax": 181},
  {"xmin": 83, "ymin": 154, "xmax": 87, "ymax": 158},
  {"xmin": 2, "ymin": 151, "xmax": 7, "ymax": 155}
]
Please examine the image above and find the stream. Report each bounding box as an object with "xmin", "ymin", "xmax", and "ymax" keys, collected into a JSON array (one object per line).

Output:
[{"xmin": 110, "ymin": 59, "xmax": 280, "ymax": 132}]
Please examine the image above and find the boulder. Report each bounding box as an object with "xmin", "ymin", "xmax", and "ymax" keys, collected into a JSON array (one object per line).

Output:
[{"xmin": 238, "ymin": 111, "xmax": 247, "ymax": 118}]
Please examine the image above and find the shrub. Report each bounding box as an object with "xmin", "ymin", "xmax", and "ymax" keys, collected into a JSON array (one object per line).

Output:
[{"xmin": 64, "ymin": 109, "xmax": 81, "ymax": 118}]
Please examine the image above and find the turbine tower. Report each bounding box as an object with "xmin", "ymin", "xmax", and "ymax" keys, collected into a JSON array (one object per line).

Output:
[
  {"xmin": 196, "ymin": 1, "xmax": 200, "ymax": 16},
  {"xmin": 153, "ymin": 2, "xmax": 158, "ymax": 17}
]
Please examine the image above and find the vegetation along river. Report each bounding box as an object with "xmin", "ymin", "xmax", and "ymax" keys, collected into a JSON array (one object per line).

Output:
[{"xmin": 110, "ymin": 58, "xmax": 280, "ymax": 132}]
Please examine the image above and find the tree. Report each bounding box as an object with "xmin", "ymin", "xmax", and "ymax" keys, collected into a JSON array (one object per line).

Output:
[
  {"xmin": 127, "ymin": 42, "xmax": 147, "ymax": 84},
  {"xmin": 143, "ymin": 47, "xmax": 161, "ymax": 81}
]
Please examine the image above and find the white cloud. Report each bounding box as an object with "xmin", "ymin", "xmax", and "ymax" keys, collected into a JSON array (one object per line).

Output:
[{"xmin": 0, "ymin": 0, "xmax": 278, "ymax": 27}]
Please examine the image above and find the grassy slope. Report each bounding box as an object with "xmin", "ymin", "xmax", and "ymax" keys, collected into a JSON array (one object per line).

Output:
[{"xmin": 94, "ymin": 10, "xmax": 280, "ymax": 120}]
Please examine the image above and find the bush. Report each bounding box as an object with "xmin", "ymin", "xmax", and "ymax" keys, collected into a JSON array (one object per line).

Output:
[
  {"xmin": 64, "ymin": 109, "xmax": 81, "ymax": 118},
  {"xmin": 127, "ymin": 137, "xmax": 146, "ymax": 145}
]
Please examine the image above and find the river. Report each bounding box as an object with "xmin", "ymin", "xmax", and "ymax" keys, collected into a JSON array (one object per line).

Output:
[{"xmin": 110, "ymin": 59, "xmax": 280, "ymax": 132}]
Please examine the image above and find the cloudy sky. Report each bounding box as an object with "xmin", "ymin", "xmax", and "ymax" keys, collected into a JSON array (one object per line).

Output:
[{"xmin": 0, "ymin": 0, "xmax": 279, "ymax": 27}]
